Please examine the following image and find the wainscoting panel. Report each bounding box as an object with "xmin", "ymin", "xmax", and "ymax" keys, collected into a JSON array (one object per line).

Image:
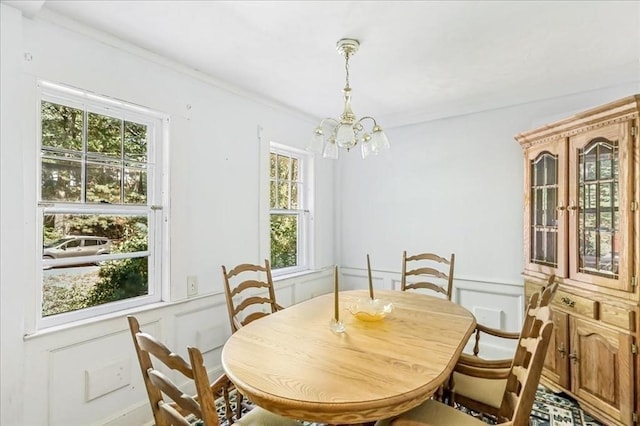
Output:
[{"xmin": 48, "ymin": 320, "xmax": 160, "ymax": 426}]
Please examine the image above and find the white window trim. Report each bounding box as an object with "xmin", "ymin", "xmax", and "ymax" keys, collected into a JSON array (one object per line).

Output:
[
  {"xmin": 35, "ymin": 81, "xmax": 170, "ymax": 330},
  {"xmin": 263, "ymin": 139, "xmax": 315, "ymax": 277}
]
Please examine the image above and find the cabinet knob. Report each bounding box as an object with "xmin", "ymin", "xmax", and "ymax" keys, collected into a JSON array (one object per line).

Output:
[
  {"xmin": 569, "ymin": 352, "xmax": 579, "ymax": 364},
  {"xmin": 561, "ymin": 296, "xmax": 575, "ymax": 308},
  {"xmin": 557, "ymin": 342, "xmax": 566, "ymax": 358},
  {"xmin": 567, "ymin": 204, "xmax": 578, "ymax": 215},
  {"xmin": 556, "ymin": 205, "xmax": 566, "ymax": 215}
]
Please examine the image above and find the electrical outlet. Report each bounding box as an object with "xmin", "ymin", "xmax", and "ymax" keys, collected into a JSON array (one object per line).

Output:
[{"xmin": 187, "ymin": 275, "xmax": 198, "ymax": 297}]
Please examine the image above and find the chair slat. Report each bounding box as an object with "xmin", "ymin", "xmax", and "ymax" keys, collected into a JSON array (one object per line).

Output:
[
  {"xmin": 234, "ymin": 296, "xmax": 274, "ymax": 314},
  {"xmin": 405, "ymin": 253, "xmax": 449, "ymax": 264},
  {"xmin": 230, "ymin": 279, "xmax": 271, "ymax": 296},
  {"xmin": 225, "ymin": 263, "xmax": 267, "ymax": 277},
  {"xmin": 405, "ymin": 267, "xmax": 449, "ymax": 280},
  {"xmin": 148, "ymin": 369, "xmax": 203, "ymax": 418},
  {"xmin": 135, "ymin": 332, "xmax": 193, "ymax": 378}
]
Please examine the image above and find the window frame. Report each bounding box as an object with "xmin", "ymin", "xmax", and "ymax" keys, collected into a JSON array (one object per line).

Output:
[
  {"xmin": 268, "ymin": 142, "xmax": 313, "ymax": 277},
  {"xmin": 35, "ymin": 81, "xmax": 169, "ymax": 330}
]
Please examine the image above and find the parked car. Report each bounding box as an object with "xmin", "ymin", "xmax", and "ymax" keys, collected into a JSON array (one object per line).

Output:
[{"xmin": 43, "ymin": 236, "xmax": 111, "ymax": 259}]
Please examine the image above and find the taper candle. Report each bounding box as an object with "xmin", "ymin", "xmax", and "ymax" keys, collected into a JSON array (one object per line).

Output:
[
  {"xmin": 367, "ymin": 254, "xmax": 374, "ymax": 300},
  {"xmin": 334, "ymin": 265, "xmax": 339, "ymax": 320}
]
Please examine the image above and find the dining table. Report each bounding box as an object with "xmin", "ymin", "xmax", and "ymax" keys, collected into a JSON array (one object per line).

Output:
[{"xmin": 221, "ymin": 289, "xmax": 476, "ymax": 424}]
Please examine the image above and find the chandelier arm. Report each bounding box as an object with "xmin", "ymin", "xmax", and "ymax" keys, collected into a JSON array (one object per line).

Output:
[
  {"xmin": 318, "ymin": 117, "xmax": 340, "ymax": 129},
  {"xmin": 355, "ymin": 116, "xmax": 378, "ymax": 129}
]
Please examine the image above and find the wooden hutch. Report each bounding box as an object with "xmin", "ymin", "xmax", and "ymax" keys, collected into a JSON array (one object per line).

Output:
[{"xmin": 515, "ymin": 95, "xmax": 639, "ymax": 426}]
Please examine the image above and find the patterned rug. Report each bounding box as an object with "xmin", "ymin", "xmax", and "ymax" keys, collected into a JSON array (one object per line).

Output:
[{"xmin": 200, "ymin": 386, "xmax": 603, "ymax": 426}]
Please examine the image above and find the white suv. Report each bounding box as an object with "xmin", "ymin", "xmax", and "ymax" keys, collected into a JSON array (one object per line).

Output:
[{"xmin": 43, "ymin": 236, "xmax": 112, "ymax": 259}]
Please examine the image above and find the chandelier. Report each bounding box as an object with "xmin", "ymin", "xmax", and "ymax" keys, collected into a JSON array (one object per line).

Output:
[{"xmin": 306, "ymin": 38, "xmax": 390, "ymax": 159}]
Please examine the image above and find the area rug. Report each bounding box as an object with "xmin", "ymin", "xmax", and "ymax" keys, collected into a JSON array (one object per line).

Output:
[
  {"xmin": 198, "ymin": 386, "xmax": 603, "ymax": 426},
  {"xmin": 529, "ymin": 387, "xmax": 603, "ymax": 426}
]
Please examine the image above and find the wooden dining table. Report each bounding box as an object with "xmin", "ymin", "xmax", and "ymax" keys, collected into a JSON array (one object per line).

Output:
[{"xmin": 221, "ymin": 289, "xmax": 476, "ymax": 424}]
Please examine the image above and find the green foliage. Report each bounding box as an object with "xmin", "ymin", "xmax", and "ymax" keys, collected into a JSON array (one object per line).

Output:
[
  {"xmin": 42, "ymin": 282, "xmax": 94, "ymax": 316},
  {"xmin": 87, "ymin": 225, "xmax": 148, "ymax": 306},
  {"xmin": 270, "ymin": 215, "xmax": 297, "ymax": 269}
]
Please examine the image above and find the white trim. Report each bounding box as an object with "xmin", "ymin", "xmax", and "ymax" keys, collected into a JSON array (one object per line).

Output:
[
  {"xmin": 267, "ymin": 142, "xmax": 314, "ymax": 276},
  {"xmin": 35, "ymin": 81, "xmax": 169, "ymax": 330}
]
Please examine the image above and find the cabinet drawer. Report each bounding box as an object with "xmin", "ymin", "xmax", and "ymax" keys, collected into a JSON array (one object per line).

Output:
[
  {"xmin": 599, "ymin": 303, "xmax": 636, "ymax": 331},
  {"xmin": 552, "ymin": 290, "xmax": 596, "ymax": 318}
]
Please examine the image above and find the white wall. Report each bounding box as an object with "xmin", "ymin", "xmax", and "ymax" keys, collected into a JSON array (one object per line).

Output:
[{"xmin": 1, "ymin": 6, "xmax": 336, "ymax": 425}]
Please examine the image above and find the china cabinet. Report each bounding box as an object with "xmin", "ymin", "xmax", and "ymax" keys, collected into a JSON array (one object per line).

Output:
[{"xmin": 516, "ymin": 95, "xmax": 639, "ymax": 426}]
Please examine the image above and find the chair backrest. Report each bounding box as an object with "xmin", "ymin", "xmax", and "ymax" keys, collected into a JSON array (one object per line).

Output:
[
  {"xmin": 497, "ymin": 305, "xmax": 554, "ymax": 424},
  {"xmin": 147, "ymin": 347, "xmax": 221, "ymax": 426},
  {"xmin": 401, "ymin": 251, "xmax": 455, "ymax": 300},
  {"xmin": 128, "ymin": 316, "xmax": 232, "ymax": 426},
  {"xmin": 221, "ymin": 259, "xmax": 281, "ymax": 333},
  {"xmin": 521, "ymin": 275, "xmax": 558, "ymax": 335}
]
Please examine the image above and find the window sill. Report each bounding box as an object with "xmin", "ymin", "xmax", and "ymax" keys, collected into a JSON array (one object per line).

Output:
[{"xmin": 272, "ymin": 267, "xmax": 330, "ymax": 283}]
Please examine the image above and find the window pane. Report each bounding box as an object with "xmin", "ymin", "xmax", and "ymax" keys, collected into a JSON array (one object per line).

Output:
[
  {"xmin": 291, "ymin": 157, "xmax": 299, "ymax": 181},
  {"xmin": 291, "ymin": 183, "xmax": 299, "ymax": 209},
  {"xmin": 41, "ymin": 157, "xmax": 82, "ymax": 202},
  {"xmin": 124, "ymin": 167, "xmax": 147, "ymax": 204},
  {"xmin": 88, "ymin": 112, "xmax": 121, "ymax": 157},
  {"xmin": 43, "ymin": 214, "xmax": 148, "ymax": 257},
  {"xmin": 270, "ymin": 214, "xmax": 298, "ymax": 269},
  {"xmin": 42, "ymin": 213, "xmax": 149, "ymax": 317},
  {"xmin": 270, "ymin": 153, "xmax": 277, "ymax": 178},
  {"xmin": 545, "ymin": 187, "xmax": 556, "ymax": 227},
  {"xmin": 41, "ymin": 101, "xmax": 83, "ymax": 151},
  {"xmin": 277, "ymin": 155, "xmax": 290, "ymax": 180},
  {"xmin": 124, "ymin": 121, "xmax": 148, "ymax": 162},
  {"xmin": 270, "ymin": 181, "xmax": 277, "ymax": 208},
  {"xmin": 277, "ymin": 182, "xmax": 290, "ymax": 208},
  {"xmin": 86, "ymin": 163, "xmax": 122, "ymax": 203},
  {"xmin": 42, "ymin": 256, "xmax": 148, "ymax": 317},
  {"xmin": 599, "ymin": 145, "xmax": 612, "ymax": 179}
]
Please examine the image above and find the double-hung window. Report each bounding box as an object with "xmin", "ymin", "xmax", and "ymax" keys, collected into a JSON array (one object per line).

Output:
[
  {"xmin": 37, "ymin": 82, "xmax": 167, "ymax": 329},
  {"xmin": 269, "ymin": 143, "xmax": 312, "ymax": 275}
]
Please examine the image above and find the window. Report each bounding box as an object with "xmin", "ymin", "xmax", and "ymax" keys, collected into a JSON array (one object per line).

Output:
[
  {"xmin": 269, "ymin": 143, "xmax": 312, "ymax": 275},
  {"xmin": 37, "ymin": 82, "xmax": 167, "ymax": 328}
]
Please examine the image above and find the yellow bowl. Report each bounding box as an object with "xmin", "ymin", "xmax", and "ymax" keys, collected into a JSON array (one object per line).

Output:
[{"xmin": 348, "ymin": 298, "xmax": 393, "ymax": 322}]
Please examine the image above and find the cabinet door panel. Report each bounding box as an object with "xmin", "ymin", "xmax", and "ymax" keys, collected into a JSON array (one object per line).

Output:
[
  {"xmin": 543, "ymin": 309, "xmax": 569, "ymax": 388},
  {"xmin": 568, "ymin": 121, "xmax": 634, "ymax": 291},
  {"xmin": 570, "ymin": 318, "xmax": 634, "ymax": 425},
  {"xmin": 523, "ymin": 140, "xmax": 568, "ymax": 277}
]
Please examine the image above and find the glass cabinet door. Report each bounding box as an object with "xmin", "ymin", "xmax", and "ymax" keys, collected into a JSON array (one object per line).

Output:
[
  {"xmin": 524, "ymin": 141, "xmax": 568, "ymax": 277},
  {"xmin": 569, "ymin": 122, "xmax": 634, "ymax": 291}
]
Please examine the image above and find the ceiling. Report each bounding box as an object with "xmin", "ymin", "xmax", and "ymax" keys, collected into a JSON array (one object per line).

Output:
[{"xmin": 5, "ymin": 0, "xmax": 640, "ymax": 128}]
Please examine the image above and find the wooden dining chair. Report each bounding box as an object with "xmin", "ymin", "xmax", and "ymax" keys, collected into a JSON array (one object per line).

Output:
[
  {"xmin": 128, "ymin": 316, "xmax": 302, "ymax": 426},
  {"xmin": 221, "ymin": 259, "xmax": 284, "ymax": 334},
  {"xmin": 401, "ymin": 251, "xmax": 455, "ymax": 300},
  {"xmin": 444, "ymin": 275, "xmax": 558, "ymax": 417},
  {"xmin": 375, "ymin": 300, "xmax": 554, "ymax": 426}
]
